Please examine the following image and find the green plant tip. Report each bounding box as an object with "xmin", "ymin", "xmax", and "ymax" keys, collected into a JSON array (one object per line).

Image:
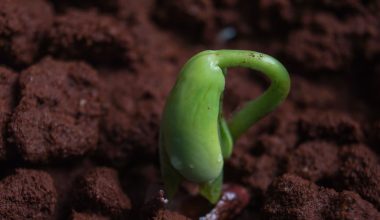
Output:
[{"xmin": 159, "ymin": 50, "xmax": 291, "ymax": 203}]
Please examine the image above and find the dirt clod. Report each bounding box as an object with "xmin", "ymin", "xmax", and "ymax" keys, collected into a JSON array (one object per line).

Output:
[
  {"xmin": 0, "ymin": 169, "xmax": 57, "ymax": 219},
  {"xmin": 9, "ymin": 58, "xmax": 104, "ymax": 163}
]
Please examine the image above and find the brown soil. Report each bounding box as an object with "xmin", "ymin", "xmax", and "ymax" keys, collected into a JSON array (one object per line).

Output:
[{"xmin": 0, "ymin": 0, "xmax": 379, "ymax": 219}]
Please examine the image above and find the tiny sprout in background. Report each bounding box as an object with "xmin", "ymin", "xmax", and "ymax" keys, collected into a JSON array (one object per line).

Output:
[{"xmin": 159, "ymin": 50, "xmax": 291, "ymax": 203}]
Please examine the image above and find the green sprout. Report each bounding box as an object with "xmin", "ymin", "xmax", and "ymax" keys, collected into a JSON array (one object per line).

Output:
[{"xmin": 159, "ymin": 50, "xmax": 290, "ymax": 203}]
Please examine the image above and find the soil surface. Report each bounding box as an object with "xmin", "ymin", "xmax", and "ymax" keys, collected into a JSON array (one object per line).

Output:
[{"xmin": 0, "ymin": 0, "xmax": 379, "ymax": 219}]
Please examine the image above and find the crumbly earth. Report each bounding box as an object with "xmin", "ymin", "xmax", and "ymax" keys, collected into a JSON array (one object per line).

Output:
[
  {"xmin": 0, "ymin": 169, "xmax": 57, "ymax": 219},
  {"xmin": 0, "ymin": 0, "xmax": 379, "ymax": 219},
  {"xmin": 0, "ymin": 0, "xmax": 54, "ymax": 67},
  {"xmin": 47, "ymin": 9, "xmax": 135, "ymax": 66},
  {"xmin": 9, "ymin": 58, "xmax": 104, "ymax": 163},
  {"xmin": 72, "ymin": 167, "xmax": 132, "ymax": 218}
]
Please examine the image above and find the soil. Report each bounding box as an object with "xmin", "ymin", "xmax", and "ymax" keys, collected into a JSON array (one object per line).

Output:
[{"xmin": 0, "ymin": 0, "xmax": 379, "ymax": 219}]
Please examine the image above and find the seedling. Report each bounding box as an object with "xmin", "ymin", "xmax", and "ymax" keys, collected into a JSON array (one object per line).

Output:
[{"xmin": 159, "ymin": 50, "xmax": 290, "ymax": 203}]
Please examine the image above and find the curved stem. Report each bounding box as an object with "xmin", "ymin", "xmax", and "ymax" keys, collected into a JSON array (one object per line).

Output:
[{"xmin": 216, "ymin": 50, "xmax": 291, "ymax": 141}]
